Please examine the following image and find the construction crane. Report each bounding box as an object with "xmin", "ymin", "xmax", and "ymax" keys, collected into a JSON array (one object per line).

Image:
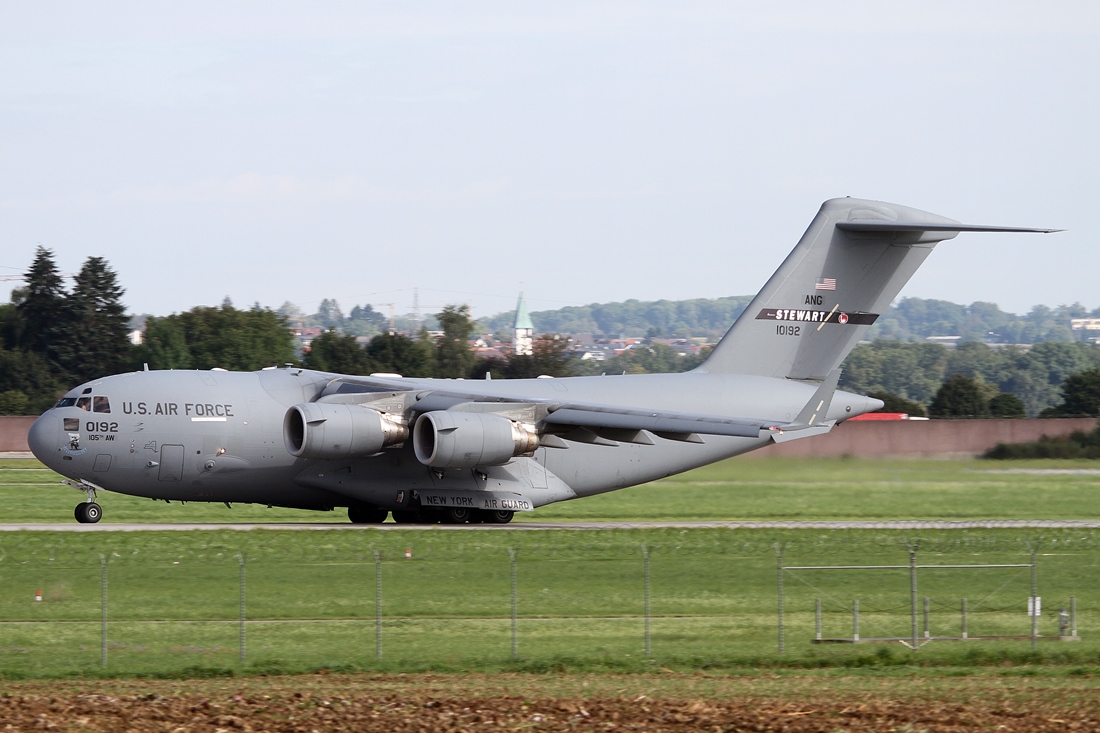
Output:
[
  {"xmin": 373, "ymin": 303, "xmax": 396, "ymax": 335},
  {"xmin": 0, "ymin": 273, "xmax": 77, "ymax": 282}
]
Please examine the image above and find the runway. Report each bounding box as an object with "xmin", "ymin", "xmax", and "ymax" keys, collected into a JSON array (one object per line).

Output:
[{"xmin": 1, "ymin": 520, "xmax": 1099, "ymax": 532}]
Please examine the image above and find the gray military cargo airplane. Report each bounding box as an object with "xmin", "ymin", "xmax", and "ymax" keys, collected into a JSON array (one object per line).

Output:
[{"xmin": 28, "ymin": 198, "xmax": 1056, "ymax": 524}]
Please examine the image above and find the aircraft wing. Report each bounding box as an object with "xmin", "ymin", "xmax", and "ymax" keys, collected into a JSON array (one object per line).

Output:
[
  {"xmin": 320, "ymin": 373, "xmax": 840, "ymax": 441},
  {"xmin": 538, "ymin": 369, "xmax": 844, "ymax": 441},
  {"xmin": 346, "ymin": 377, "xmax": 783, "ymax": 437}
]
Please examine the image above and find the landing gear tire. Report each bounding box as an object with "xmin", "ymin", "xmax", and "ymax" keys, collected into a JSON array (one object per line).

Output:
[
  {"xmin": 479, "ymin": 509, "xmax": 514, "ymax": 524},
  {"xmin": 392, "ymin": 510, "xmax": 425, "ymax": 524},
  {"xmin": 439, "ymin": 507, "xmax": 472, "ymax": 524},
  {"xmin": 348, "ymin": 505, "xmax": 389, "ymax": 524},
  {"xmin": 75, "ymin": 502, "xmax": 102, "ymax": 524}
]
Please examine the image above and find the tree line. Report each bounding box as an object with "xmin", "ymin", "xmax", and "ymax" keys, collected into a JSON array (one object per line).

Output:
[
  {"xmin": 840, "ymin": 340, "xmax": 1100, "ymax": 417},
  {"xmin": 3, "ymin": 250, "xmax": 1099, "ymax": 419},
  {"xmin": 482, "ymin": 295, "xmax": 1097, "ymax": 342}
]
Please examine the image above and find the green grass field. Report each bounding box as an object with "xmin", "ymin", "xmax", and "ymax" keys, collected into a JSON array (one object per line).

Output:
[
  {"xmin": 2, "ymin": 456, "xmax": 1099, "ymax": 679},
  {"xmin": 1, "ymin": 526, "xmax": 1097, "ymax": 678},
  {"xmin": 4, "ymin": 455, "xmax": 1100, "ymax": 523}
]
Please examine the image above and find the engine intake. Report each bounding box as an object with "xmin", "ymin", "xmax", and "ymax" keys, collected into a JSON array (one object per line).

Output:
[
  {"xmin": 284, "ymin": 403, "xmax": 408, "ymax": 460},
  {"xmin": 413, "ymin": 411, "xmax": 539, "ymax": 468}
]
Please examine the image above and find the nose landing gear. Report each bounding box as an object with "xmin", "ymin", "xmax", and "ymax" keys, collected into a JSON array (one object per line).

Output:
[
  {"xmin": 75, "ymin": 502, "xmax": 102, "ymax": 523},
  {"xmin": 62, "ymin": 479, "xmax": 105, "ymax": 524}
]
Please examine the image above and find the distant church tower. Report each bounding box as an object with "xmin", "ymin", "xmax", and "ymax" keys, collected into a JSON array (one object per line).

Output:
[{"xmin": 513, "ymin": 292, "xmax": 534, "ymax": 356}]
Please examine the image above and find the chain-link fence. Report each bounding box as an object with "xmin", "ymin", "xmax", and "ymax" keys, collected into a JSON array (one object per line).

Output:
[{"xmin": 0, "ymin": 531, "xmax": 1095, "ymax": 675}]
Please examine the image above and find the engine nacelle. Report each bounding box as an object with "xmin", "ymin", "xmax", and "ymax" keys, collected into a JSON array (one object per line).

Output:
[
  {"xmin": 284, "ymin": 402, "xmax": 408, "ymax": 460},
  {"xmin": 413, "ymin": 411, "xmax": 539, "ymax": 468}
]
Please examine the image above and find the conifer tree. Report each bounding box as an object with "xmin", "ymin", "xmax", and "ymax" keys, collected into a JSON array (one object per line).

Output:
[
  {"xmin": 17, "ymin": 246, "xmax": 71, "ymax": 364},
  {"xmin": 70, "ymin": 256, "xmax": 132, "ymax": 380}
]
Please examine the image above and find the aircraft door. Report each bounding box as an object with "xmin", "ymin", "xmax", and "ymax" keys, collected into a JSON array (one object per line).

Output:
[{"xmin": 158, "ymin": 444, "xmax": 185, "ymax": 482}]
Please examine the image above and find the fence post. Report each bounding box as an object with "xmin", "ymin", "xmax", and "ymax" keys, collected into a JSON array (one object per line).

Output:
[
  {"xmin": 237, "ymin": 553, "xmax": 246, "ymax": 664},
  {"xmin": 1030, "ymin": 546, "xmax": 1038, "ymax": 652},
  {"xmin": 1071, "ymin": 596, "xmax": 1077, "ymax": 638},
  {"xmin": 100, "ymin": 555, "xmax": 107, "ymax": 668},
  {"xmin": 775, "ymin": 544, "xmax": 784, "ymax": 654},
  {"xmin": 961, "ymin": 597, "xmax": 968, "ymax": 639},
  {"xmin": 852, "ymin": 599, "xmax": 859, "ymax": 642},
  {"xmin": 373, "ymin": 550, "xmax": 382, "ymax": 660},
  {"xmin": 923, "ymin": 596, "xmax": 930, "ymax": 640},
  {"xmin": 906, "ymin": 541, "xmax": 919, "ymax": 651},
  {"xmin": 815, "ymin": 598, "xmax": 822, "ymax": 641},
  {"xmin": 508, "ymin": 548, "xmax": 517, "ymax": 659},
  {"xmin": 642, "ymin": 545, "xmax": 651, "ymax": 657}
]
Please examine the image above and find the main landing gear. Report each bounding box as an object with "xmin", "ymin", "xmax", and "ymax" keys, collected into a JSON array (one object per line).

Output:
[
  {"xmin": 348, "ymin": 504, "xmax": 389, "ymax": 524},
  {"xmin": 75, "ymin": 502, "xmax": 102, "ymax": 523},
  {"xmin": 386, "ymin": 508, "xmax": 515, "ymax": 525},
  {"xmin": 478, "ymin": 509, "xmax": 515, "ymax": 524}
]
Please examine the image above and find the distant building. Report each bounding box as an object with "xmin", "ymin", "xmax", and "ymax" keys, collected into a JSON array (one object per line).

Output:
[
  {"xmin": 925, "ymin": 335, "xmax": 961, "ymax": 349},
  {"xmin": 513, "ymin": 292, "xmax": 534, "ymax": 356},
  {"xmin": 1071, "ymin": 318, "xmax": 1100, "ymax": 335}
]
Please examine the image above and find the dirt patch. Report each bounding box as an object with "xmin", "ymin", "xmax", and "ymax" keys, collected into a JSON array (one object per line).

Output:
[{"xmin": 1, "ymin": 677, "xmax": 1098, "ymax": 732}]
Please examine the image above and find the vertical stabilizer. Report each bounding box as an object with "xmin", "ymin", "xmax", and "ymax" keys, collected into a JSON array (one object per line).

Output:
[{"xmin": 697, "ymin": 198, "xmax": 1055, "ymax": 380}]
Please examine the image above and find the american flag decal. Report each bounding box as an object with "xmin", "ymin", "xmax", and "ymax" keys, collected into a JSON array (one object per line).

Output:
[{"xmin": 815, "ymin": 277, "xmax": 836, "ymax": 291}]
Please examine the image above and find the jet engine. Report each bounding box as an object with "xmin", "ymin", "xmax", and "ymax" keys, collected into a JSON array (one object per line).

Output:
[
  {"xmin": 284, "ymin": 403, "xmax": 408, "ymax": 460},
  {"xmin": 413, "ymin": 411, "xmax": 539, "ymax": 468}
]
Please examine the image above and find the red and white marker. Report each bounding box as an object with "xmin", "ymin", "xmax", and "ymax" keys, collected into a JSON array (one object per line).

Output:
[
  {"xmin": 34, "ymin": 589, "xmax": 42, "ymax": 602},
  {"xmin": 405, "ymin": 548, "xmax": 412, "ymax": 559}
]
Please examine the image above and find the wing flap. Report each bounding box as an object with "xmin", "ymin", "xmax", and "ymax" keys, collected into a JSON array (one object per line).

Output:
[{"xmin": 543, "ymin": 407, "xmax": 772, "ymax": 438}]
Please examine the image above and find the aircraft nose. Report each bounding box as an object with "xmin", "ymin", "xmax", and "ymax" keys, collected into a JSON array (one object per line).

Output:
[{"xmin": 27, "ymin": 413, "xmax": 56, "ymax": 463}]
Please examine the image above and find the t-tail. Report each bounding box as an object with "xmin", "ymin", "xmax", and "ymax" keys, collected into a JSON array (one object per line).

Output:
[{"xmin": 697, "ymin": 197, "xmax": 1059, "ymax": 381}]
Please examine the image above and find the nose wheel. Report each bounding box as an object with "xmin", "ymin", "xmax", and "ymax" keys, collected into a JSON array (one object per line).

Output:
[
  {"xmin": 63, "ymin": 479, "xmax": 104, "ymax": 524},
  {"xmin": 75, "ymin": 502, "xmax": 102, "ymax": 523}
]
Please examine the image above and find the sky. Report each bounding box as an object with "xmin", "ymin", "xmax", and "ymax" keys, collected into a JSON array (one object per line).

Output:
[{"xmin": 1, "ymin": 2, "xmax": 1098, "ymax": 322}]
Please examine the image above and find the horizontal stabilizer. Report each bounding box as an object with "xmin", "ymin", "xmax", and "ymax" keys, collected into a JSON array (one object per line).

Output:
[
  {"xmin": 770, "ymin": 425, "xmax": 832, "ymax": 443},
  {"xmin": 837, "ymin": 221, "xmax": 1061, "ymax": 234}
]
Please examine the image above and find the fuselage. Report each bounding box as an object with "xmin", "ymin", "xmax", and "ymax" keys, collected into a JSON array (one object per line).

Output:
[{"xmin": 27, "ymin": 366, "xmax": 877, "ymax": 517}]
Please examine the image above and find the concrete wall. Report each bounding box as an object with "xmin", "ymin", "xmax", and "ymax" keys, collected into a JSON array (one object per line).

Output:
[
  {"xmin": 0, "ymin": 417, "xmax": 37, "ymax": 452},
  {"xmin": 747, "ymin": 417, "xmax": 1099, "ymax": 459},
  {"xmin": 1, "ymin": 415, "xmax": 1096, "ymax": 458}
]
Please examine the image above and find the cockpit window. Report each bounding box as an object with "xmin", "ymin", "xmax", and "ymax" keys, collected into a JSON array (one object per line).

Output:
[
  {"xmin": 55, "ymin": 397, "xmax": 77, "ymax": 408},
  {"xmin": 93, "ymin": 396, "xmax": 111, "ymax": 413},
  {"xmin": 76, "ymin": 397, "xmax": 91, "ymax": 411}
]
